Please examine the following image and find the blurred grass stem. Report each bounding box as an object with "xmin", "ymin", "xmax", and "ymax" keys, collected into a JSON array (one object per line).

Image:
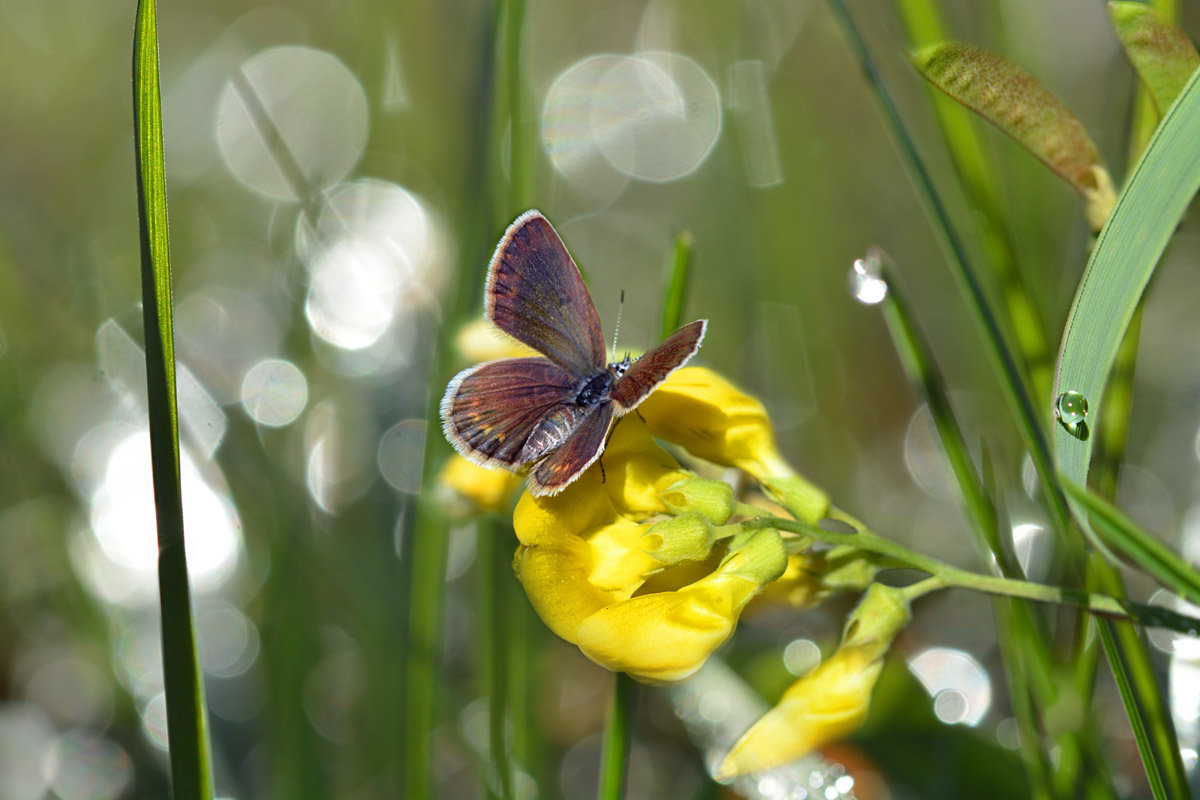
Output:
[{"xmin": 598, "ymin": 672, "xmax": 637, "ymax": 800}]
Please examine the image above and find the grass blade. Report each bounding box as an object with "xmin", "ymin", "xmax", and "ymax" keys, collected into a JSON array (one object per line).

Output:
[
  {"xmin": 660, "ymin": 230, "xmax": 694, "ymax": 338},
  {"xmin": 132, "ymin": 2, "xmax": 214, "ymax": 798},
  {"xmin": 1063, "ymin": 480, "xmax": 1200, "ymax": 605},
  {"xmin": 1052, "ymin": 66, "xmax": 1200, "ymax": 487}
]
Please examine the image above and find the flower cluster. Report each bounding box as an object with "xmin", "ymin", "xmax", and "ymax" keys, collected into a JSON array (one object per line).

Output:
[{"xmin": 438, "ymin": 332, "xmax": 907, "ymax": 775}]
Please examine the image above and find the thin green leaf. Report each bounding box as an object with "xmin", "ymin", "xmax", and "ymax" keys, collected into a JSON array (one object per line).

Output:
[
  {"xmin": 1052, "ymin": 67, "xmax": 1200, "ymax": 486},
  {"xmin": 133, "ymin": 2, "xmax": 214, "ymax": 799},
  {"xmin": 1063, "ymin": 480, "xmax": 1200, "ymax": 606},
  {"xmin": 660, "ymin": 230, "xmax": 694, "ymax": 338},
  {"xmin": 1109, "ymin": 2, "xmax": 1200, "ymax": 115},
  {"xmin": 911, "ymin": 42, "xmax": 1107, "ymax": 200}
]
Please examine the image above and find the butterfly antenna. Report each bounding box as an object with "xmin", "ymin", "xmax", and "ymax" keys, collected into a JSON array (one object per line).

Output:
[{"xmin": 611, "ymin": 289, "xmax": 625, "ymax": 363}]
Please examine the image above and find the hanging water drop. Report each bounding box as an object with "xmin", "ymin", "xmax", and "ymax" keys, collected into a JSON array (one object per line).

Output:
[
  {"xmin": 1054, "ymin": 390, "xmax": 1090, "ymax": 440},
  {"xmin": 848, "ymin": 252, "xmax": 888, "ymax": 305}
]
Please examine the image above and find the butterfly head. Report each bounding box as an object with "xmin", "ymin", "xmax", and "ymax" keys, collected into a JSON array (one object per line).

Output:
[{"xmin": 610, "ymin": 354, "xmax": 633, "ymax": 378}]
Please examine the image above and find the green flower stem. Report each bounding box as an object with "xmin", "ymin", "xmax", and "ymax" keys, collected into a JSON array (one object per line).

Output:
[
  {"xmin": 597, "ymin": 672, "xmax": 637, "ymax": 800},
  {"xmin": 751, "ymin": 516, "xmax": 1200, "ymax": 634}
]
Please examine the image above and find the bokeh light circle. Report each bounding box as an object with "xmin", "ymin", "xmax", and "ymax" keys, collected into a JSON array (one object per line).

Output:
[
  {"xmin": 543, "ymin": 52, "xmax": 721, "ymax": 187},
  {"xmin": 217, "ymin": 46, "xmax": 368, "ymax": 201},
  {"xmin": 591, "ymin": 52, "xmax": 721, "ymax": 182},
  {"xmin": 241, "ymin": 358, "xmax": 308, "ymax": 427}
]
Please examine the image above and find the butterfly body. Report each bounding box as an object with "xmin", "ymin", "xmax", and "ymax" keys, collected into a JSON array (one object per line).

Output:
[{"xmin": 441, "ymin": 210, "xmax": 706, "ymax": 496}]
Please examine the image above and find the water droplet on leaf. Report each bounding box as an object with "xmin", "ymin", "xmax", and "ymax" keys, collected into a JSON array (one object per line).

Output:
[
  {"xmin": 1054, "ymin": 391, "xmax": 1089, "ymax": 440},
  {"xmin": 848, "ymin": 254, "xmax": 888, "ymax": 305}
]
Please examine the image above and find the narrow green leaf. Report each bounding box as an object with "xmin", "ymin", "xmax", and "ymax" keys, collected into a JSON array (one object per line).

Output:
[
  {"xmin": 1063, "ymin": 480, "xmax": 1200, "ymax": 606},
  {"xmin": 1052, "ymin": 67, "xmax": 1200, "ymax": 486},
  {"xmin": 1109, "ymin": 2, "xmax": 1200, "ymax": 115},
  {"xmin": 133, "ymin": 2, "xmax": 214, "ymax": 799},
  {"xmin": 911, "ymin": 42, "xmax": 1112, "ymax": 219},
  {"xmin": 660, "ymin": 230, "xmax": 694, "ymax": 338}
]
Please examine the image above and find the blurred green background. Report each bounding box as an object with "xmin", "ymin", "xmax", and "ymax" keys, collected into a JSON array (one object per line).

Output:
[{"xmin": 3, "ymin": 0, "xmax": 1200, "ymax": 798}]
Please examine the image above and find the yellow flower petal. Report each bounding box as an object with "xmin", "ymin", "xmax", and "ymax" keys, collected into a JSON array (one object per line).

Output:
[
  {"xmin": 513, "ymin": 465, "xmax": 662, "ymax": 642},
  {"xmin": 718, "ymin": 583, "xmax": 911, "ymax": 777},
  {"xmin": 638, "ymin": 367, "xmax": 793, "ymax": 479},
  {"xmin": 576, "ymin": 571, "xmax": 760, "ymax": 683},
  {"xmin": 600, "ymin": 415, "xmax": 691, "ymax": 517},
  {"xmin": 750, "ymin": 551, "xmax": 835, "ymax": 611},
  {"xmin": 716, "ymin": 641, "xmax": 884, "ymax": 778}
]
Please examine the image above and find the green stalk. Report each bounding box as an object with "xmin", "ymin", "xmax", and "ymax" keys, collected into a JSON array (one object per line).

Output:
[
  {"xmin": 132, "ymin": 2, "xmax": 214, "ymax": 798},
  {"xmin": 502, "ymin": 0, "xmax": 531, "ymax": 212},
  {"xmin": 479, "ymin": 516, "xmax": 514, "ymax": 800},
  {"xmin": 403, "ymin": 498, "xmax": 450, "ymax": 800},
  {"xmin": 597, "ymin": 672, "xmax": 638, "ymax": 800},
  {"xmin": 751, "ymin": 516, "xmax": 1200, "ymax": 634}
]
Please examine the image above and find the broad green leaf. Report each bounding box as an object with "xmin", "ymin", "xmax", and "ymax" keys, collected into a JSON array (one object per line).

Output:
[
  {"xmin": 1109, "ymin": 2, "xmax": 1200, "ymax": 115},
  {"xmin": 1052, "ymin": 67, "xmax": 1200, "ymax": 488},
  {"xmin": 912, "ymin": 42, "xmax": 1115, "ymax": 228}
]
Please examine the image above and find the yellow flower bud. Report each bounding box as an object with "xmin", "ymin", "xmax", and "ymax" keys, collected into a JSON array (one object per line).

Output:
[
  {"xmin": 638, "ymin": 367, "xmax": 794, "ymax": 479},
  {"xmin": 718, "ymin": 583, "xmax": 910, "ymax": 777}
]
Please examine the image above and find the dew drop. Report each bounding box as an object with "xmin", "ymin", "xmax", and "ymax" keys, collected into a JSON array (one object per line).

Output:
[
  {"xmin": 1054, "ymin": 391, "xmax": 1088, "ymax": 424},
  {"xmin": 1054, "ymin": 391, "xmax": 1090, "ymax": 440},
  {"xmin": 848, "ymin": 253, "xmax": 888, "ymax": 305}
]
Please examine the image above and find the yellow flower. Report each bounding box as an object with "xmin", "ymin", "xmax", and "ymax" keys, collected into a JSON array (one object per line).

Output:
[
  {"xmin": 455, "ymin": 318, "xmax": 538, "ymax": 361},
  {"xmin": 639, "ymin": 367, "xmax": 794, "ymax": 480},
  {"xmin": 512, "ymin": 415, "xmax": 786, "ymax": 682},
  {"xmin": 717, "ymin": 583, "xmax": 910, "ymax": 777},
  {"xmin": 436, "ymin": 455, "xmax": 523, "ymax": 515}
]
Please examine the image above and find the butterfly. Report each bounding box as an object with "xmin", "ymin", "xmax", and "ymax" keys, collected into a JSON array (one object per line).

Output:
[{"xmin": 440, "ymin": 210, "xmax": 707, "ymax": 496}]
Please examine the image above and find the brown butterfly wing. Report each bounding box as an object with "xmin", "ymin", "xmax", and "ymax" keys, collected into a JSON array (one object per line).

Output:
[
  {"xmin": 486, "ymin": 210, "xmax": 607, "ymax": 376},
  {"xmin": 610, "ymin": 320, "xmax": 706, "ymax": 412},
  {"xmin": 441, "ymin": 357, "xmax": 577, "ymax": 471}
]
